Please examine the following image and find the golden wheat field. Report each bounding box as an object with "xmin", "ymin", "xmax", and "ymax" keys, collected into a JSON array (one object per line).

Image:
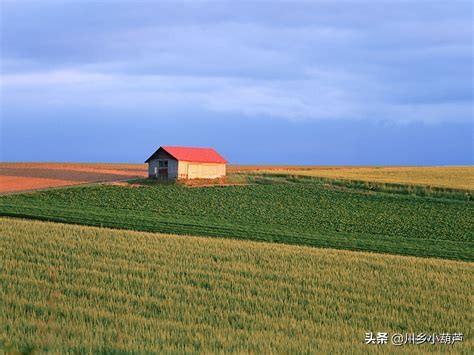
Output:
[
  {"xmin": 232, "ymin": 166, "xmax": 474, "ymax": 190},
  {"xmin": 0, "ymin": 218, "xmax": 471, "ymax": 353}
]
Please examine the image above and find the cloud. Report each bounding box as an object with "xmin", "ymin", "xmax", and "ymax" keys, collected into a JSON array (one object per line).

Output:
[
  {"xmin": 1, "ymin": 70, "xmax": 113, "ymax": 86},
  {"xmin": 1, "ymin": 0, "xmax": 472, "ymax": 125},
  {"xmin": 2, "ymin": 67, "xmax": 471, "ymax": 125}
]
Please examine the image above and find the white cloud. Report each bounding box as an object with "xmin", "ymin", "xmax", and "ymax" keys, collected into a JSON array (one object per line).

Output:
[
  {"xmin": 0, "ymin": 70, "xmax": 113, "ymax": 86},
  {"xmin": 2, "ymin": 0, "xmax": 471, "ymax": 127},
  {"xmin": 2, "ymin": 68, "xmax": 471, "ymax": 124}
]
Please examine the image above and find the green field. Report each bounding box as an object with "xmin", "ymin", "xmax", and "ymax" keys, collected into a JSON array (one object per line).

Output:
[
  {"xmin": 0, "ymin": 178, "xmax": 472, "ymax": 261},
  {"xmin": 1, "ymin": 218, "xmax": 471, "ymax": 353}
]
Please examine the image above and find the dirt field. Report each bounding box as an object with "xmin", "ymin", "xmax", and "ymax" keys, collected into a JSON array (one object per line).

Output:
[{"xmin": 0, "ymin": 163, "xmax": 147, "ymax": 193}]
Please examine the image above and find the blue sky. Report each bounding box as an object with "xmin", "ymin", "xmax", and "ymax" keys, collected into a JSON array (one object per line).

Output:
[{"xmin": 1, "ymin": 0, "xmax": 472, "ymax": 164}]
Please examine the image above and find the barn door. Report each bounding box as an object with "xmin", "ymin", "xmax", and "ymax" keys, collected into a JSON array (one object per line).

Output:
[
  {"xmin": 158, "ymin": 168, "xmax": 168, "ymax": 179},
  {"xmin": 158, "ymin": 160, "xmax": 169, "ymax": 179}
]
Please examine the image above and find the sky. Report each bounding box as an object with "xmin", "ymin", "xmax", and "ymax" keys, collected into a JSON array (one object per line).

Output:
[{"xmin": 1, "ymin": 0, "xmax": 473, "ymax": 165}]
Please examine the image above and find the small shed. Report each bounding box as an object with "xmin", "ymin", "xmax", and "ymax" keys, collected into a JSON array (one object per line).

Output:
[{"xmin": 145, "ymin": 146, "xmax": 227, "ymax": 180}]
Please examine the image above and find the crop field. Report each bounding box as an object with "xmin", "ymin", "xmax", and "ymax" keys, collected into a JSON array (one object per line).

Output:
[
  {"xmin": 1, "ymin": 178, "xmax": 472, "ymax": 261},
  {"xmin": 231, "ymin": 165, "xmax": 474, "ymax": 190},
  {"xmin": 1, "ymin": 217, "xmax": 471, "ymax": 353},
  {"xmin": 3, "ymin": 163, "xmax": 471, "ymax": 193},
  {"xmin": 0, "ymin": 163, "xmax": 147, "ymax": 193}
]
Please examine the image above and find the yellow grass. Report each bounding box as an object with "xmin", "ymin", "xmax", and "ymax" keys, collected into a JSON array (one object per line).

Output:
[
  {"xmin": 241, "ymin": 166, "xmax": 474, "ymax": 190},
  {"xmin": 1, "ymin": 217, "xmax": 472, "ymax": 353}
]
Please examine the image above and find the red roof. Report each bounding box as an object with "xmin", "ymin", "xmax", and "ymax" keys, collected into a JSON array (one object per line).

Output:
[{"xmin": 147, "ymin": 146, "xmax": 227, "ymax": 164}]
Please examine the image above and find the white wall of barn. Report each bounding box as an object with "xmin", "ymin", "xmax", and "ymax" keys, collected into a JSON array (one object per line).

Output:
[{"xmin": 179, "ymin": 162, "xmax": 226, "ymax": 179}]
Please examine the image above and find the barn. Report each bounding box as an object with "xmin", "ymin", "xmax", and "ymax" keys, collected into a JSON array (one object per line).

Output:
[{"xmin": 145, "ymin": 146, "xmax": 227, "ymax": 180}]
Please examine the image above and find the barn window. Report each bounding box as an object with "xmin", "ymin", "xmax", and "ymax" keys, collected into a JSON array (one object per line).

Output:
[{"xmin": 159, "ymin": 160, "xmax": 168, "ymax": 168}]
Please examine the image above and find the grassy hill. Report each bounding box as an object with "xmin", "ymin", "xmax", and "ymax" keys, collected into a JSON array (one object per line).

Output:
[
  {"xmin": 0, "ymin": 178, "xmax": 472, "ymax": 261},
  {"xmin": 1, "ymin": 217, "xmax": 471, "ymax": 353}
]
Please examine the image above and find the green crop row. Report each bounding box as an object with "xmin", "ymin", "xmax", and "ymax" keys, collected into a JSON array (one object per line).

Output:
[
  {"xmin": 0, "ymin": 180, "xmax": 472, "ymax": 261},
  {"xmin": 243, "ymin": 173, "xmax": 473, "ymax": 201}
]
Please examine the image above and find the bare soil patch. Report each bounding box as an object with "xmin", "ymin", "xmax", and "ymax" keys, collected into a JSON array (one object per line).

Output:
[
  {"xmin": 0, "ymin": 176, "xmax": 83, "ymax": 193},
  {"xmin": 0, "ymin": 163, "xmax": 147, "ymax": 193}
]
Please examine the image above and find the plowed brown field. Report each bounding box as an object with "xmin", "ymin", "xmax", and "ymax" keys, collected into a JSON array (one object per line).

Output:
[{"xmin": 0, "ymin": 163, "xmax": 147, "ymax": 193}]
